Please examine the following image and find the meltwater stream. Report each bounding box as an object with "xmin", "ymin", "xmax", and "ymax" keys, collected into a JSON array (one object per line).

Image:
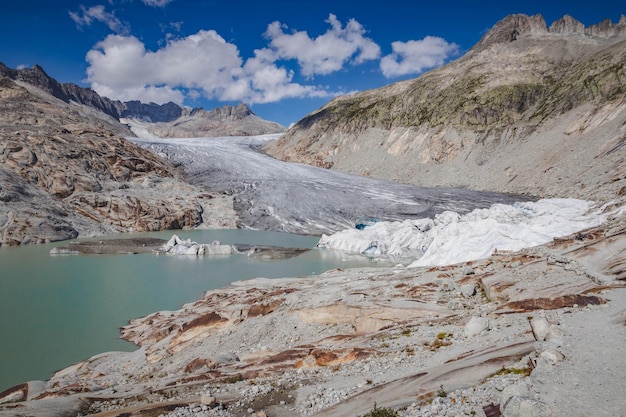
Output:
[{"xmin": 0, "ymin": 229, "xmax": 381, "ymax": 391}]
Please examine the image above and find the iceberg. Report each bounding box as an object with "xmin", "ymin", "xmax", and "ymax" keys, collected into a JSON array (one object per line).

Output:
[
  {"xmin": 159, "ymin": 235, "xmax": 234, "ymax": 256},
  {"xmin": 317, "ymin": 198, "xmax": 610, "ymax": 267}
]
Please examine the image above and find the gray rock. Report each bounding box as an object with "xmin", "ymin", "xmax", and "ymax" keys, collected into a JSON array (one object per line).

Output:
[
  {"xmin": 530, "ymin": 317, "xmax": 551, "ymax": 341},
  {"xmin": 200, "ymin": 394, "xmax": 216, "ymax": 406},
  {"xmin": 500, "ymin": 382, "xmax": 531, "ymax": 407},
  {"xmin": 502, "ymin": 395, "xmax": 553, "ymax": 417},
  {"xmin": 464, "ymin": 316, "xmax": 490, "ymax": 337},
  {"xmin": 461, "ymin": 283, "xmax": 477, "ymax": 297}
]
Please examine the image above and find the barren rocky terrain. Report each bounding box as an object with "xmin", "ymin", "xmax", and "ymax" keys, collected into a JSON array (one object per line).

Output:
[
  {"xmin": 1, "ymin": 211, "xmax": 624, "ymax": 417},
  {"xmin": 1, "ymin": 12, "xmax": 626, "ymax": 417},
  {"xmin": 0, "ymin": 78, "xmax": 237, "ymax": 246},
  {"xmin": 265, "ymin": 14, "xmax": 626, "ymax": 204}
]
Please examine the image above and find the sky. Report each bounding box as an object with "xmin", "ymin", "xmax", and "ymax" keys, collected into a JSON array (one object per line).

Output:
[{"xmin": 0, "ymin": 1, "xmax": 623, "ymax": 126}]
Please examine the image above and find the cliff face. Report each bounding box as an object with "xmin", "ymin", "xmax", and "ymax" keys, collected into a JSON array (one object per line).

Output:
[
  {"xmin": 0, "ymin": 78, "xmax": 236, "ymax": 246},
  {"xmin": 264, "ymin": 14, "xmax": 626, "ymax": 202}
]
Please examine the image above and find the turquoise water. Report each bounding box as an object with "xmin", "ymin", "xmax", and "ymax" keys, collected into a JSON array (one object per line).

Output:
[{"xmin": 0, "ymin": 229, "xmax": 378, "ymax": 391}]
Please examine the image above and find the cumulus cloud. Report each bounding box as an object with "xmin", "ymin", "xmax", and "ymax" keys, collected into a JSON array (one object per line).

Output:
[
  {"xmin": 69, "ymin": 5, "xmax": 129, "ymax": 34},
  {"xmin": 264, "ymin": 14, "xmax": 381, "ymax": 78},
  {"xmin": 83, "ymin": 14, "xmax": 458, "ymax": 107},
  {"xmin": 85, "ymin": 31, "xmax": 330, "ymax": 105},
  {"xmin": 380, "ymin": 36, "xmax": 459, "ymax": 78}
]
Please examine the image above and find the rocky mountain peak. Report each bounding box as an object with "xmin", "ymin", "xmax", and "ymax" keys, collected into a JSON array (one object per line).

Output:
[
  {"xmin": 476, "ymin": 14, "xmax": 547, "ymax": 48},
  {"xmin": 476, "ymin": 13, "xmax": 626, "ymax": 50},
  {"xmin": 549, "ymin": 14, "xmax": 585, "ymax": 34},
  {"xmin": 0, "ymin": 62, "xmax": 285, "ymax": 136},
  {"xmin": 585, "ymin": 15, "xmax": 626, "ymax": 37},
  {"xmin": 121, "ymin": 100, "xmax": 183, "ymax": 123},
  {"xmin": 189, "ymin": 102, "xmax": 253, "ymax": 121}
]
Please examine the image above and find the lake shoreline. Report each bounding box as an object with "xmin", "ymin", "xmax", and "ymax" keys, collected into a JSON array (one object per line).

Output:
[{"xmin": 2, "ymin": 211, "xmax": 625, "ymax": 417}]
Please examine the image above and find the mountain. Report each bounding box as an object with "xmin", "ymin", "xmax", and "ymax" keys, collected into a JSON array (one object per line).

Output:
[
  {"xmin": 0, "ymin": 76, "xmax": 237, "ymax": 246},
  {"xmin": 0, "ymin": 62, "xmax": 286, "ymax": 137},
  {"xmin": 264, "ymin": 14, "xmax": 626, "ymax": 203},
  {"xmin": 122, "ymin": 102, "xmax": 287, "ymax": 138}
]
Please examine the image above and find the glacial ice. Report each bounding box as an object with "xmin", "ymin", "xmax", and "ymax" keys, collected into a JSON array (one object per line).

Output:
[
  {"xmin": 128, "ymin": 134, "xmax": 610, "ymax": 267},
  {"xmin": 129, "ymin": 134, "xmax": 528, "ymax": 235},
  {"xmin": 160, "ymin": 235, "xmax": 234, "ymax": 256},
  {"xmin": 317, "ymin": 199, "xmax": 608, "ymax": 267}
]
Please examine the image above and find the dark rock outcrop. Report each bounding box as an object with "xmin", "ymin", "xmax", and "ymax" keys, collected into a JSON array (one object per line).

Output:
[
  {"xmin": 0, "ymin": 62, "xmax": 125, "ymax": 120},
  {"xmin": 121, "ymin": 100, "xmax": 183, "ymax": 122}
]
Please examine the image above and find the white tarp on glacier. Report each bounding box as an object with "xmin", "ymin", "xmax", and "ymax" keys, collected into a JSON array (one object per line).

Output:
[{"xmin": 317, "ymin": 198, "xmax": 609, "ymax": 267}]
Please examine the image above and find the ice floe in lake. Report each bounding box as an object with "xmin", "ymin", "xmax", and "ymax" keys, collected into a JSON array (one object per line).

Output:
[
  {"xmin": 317, "ymin": 198, "xmax": 609, "ymax": 267},
  {"xmin": 159, "ymin": 235, "xmax": 234, "ymax": 256}
]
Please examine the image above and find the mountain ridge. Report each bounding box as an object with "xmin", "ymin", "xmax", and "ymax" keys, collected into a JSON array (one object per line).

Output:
[
  {"xmin": 0, "ymin": 62, "xmax": 286, "ymax": 137},
  {"xmin": 264, "ymin": 13, "xmax": 626, "ymax": 203}
]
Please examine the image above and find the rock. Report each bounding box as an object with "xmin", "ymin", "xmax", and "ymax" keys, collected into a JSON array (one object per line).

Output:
[
  {"xmin": 464, "ymin": 316, "xmax": 490, "ymax": 337},
  {"xmin": 585, "ymin": 16, "xmax": 626, "ymax": 38},
  {"xmin": 549, "ymin": 15, "xmax": 585, "ymax": 34},
  {"xmin": 440, "ymin": 280, "xmax": 456, "ymax": 292},
  {"xmin": 460, "ymin": 284, "xmax": 477, "ymax": 297},
  {"xmin": 500, "ymin": 382, "xmax": 531, "ymax": 408},
  {"xmin": 530, "ymin": 317, "xmax": 551, "ymax": 341},
  {"xmin": 0, "ymin": 77, "xmax": 239, "ymax": 246},
  {"xmin": 0, "ymin": 383, "xmax": 27, "ymax": 404},
  {"xmin": 502, "ymin": 396, "xmax": 553, "ymax": 417},
  {"xmin": 200, "ymin": 394, "xmax": 216, "ymax": 406},
  {"xmin": 476, "ymin": 14, "xmax": 547, "ymax": 48},
  {"xmin": 538, "ymin": 349, "xmax": 565, "ymax": 366},
  {"xmin": 462, "ymin": 266, "xmax": 475, "ymax": 275}
]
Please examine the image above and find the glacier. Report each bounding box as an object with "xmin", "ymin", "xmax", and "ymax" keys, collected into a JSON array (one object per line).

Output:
[
  {"xmin": 129, "ymin": 133, "xmax": 529, "ymax": 235},
  {"xmin": 129, "ymin": 133, "xmax": 610, "ymax": 267}
]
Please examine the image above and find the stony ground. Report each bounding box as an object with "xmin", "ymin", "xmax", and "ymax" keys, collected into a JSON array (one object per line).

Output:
[{"xmin": 1, "ymin": 205, "xmax": 624, "ymax": 417}]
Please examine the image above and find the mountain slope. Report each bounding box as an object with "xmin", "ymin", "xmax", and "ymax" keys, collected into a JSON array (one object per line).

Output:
[
  {"xmin": 264, "ymin": 14, "xmax": 626, "ymax": 203},
  {"xmin": 0, "ymin": 77, "xmax": 236, "ymax": 246}
]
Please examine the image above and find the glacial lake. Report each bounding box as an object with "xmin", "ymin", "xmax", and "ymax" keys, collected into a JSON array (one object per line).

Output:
[{"xmin": 0, "ymin": 229, "xmax": 381, "ymax": 391}]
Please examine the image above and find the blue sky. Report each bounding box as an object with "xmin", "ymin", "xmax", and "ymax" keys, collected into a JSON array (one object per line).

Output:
[{"xmin": 1, "ymin": 1, "xmax": 623, "ymax": 126}]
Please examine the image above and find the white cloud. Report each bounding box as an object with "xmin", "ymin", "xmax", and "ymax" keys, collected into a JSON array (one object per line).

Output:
[
  {"xmin": 141, "ymin": 0, "xmax": 174, "ymax": 6},
  {"xmin": 85, "ymin": 31, "xmax": 331, "ymax": 105},
  {"xmin": 263, "ymin": 14, "xmax": 381, "ymax": 78},
  {"xmin": 84, "ymin": 14, "xmax": 459, "ymax": 107},
  {"xmin": 69, "ymin": 5, "xmax": 129, "ymax": 34},
  {"xmin": 380, "ymin": 36, "xmax": 459, "ymax": 78}
]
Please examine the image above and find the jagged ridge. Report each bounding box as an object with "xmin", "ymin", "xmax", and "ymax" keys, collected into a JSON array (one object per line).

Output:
[{"xmin": 0, "ymin": 62, "xmax": 285, "ymax": 136}]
